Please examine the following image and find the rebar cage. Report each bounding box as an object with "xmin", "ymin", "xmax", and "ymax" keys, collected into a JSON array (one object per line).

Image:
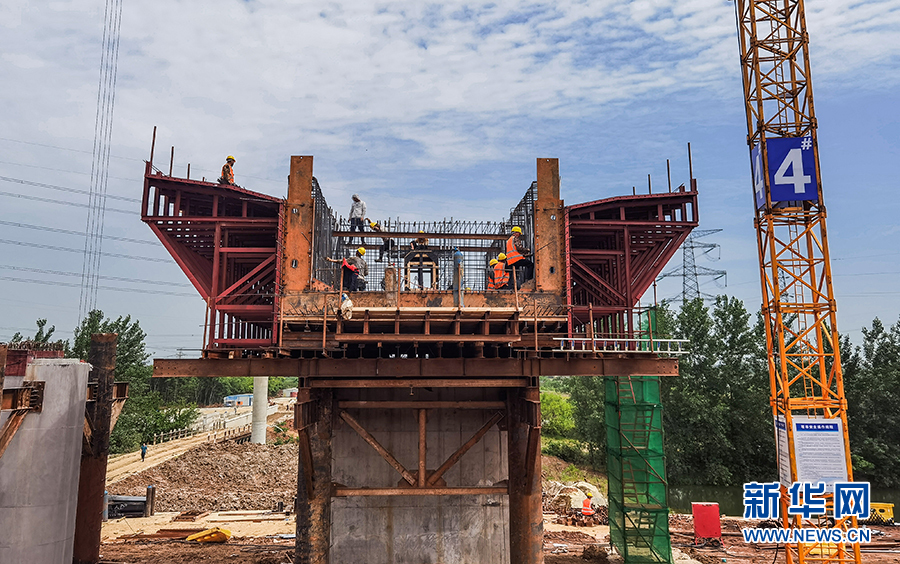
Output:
[{"xmin": 316, "ymin": 181, "xmax": 537, "ymax": 292}]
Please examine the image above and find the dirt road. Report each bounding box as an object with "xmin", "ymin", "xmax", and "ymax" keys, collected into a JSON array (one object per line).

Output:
[{"xmin": 106, "ymin": 432, "xmax": 229, "ymax": 485}]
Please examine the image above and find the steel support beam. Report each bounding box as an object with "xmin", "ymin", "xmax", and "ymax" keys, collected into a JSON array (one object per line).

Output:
[
  {"xmin": 153, "ymin": 356, "xmax": 678, "ymax": 379},
  {"xmin": 73, "ymin": 333, "xmax": 118, "ymax": 564},
  {"xmin": 508, "ymin": 386, "xmax": 542, "ymax": 564}
]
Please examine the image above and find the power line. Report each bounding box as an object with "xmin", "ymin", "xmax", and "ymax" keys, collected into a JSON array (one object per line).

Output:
[
  {"xmin": 0, "ymin": 174, "xmax": 140, "ymax": 202},
  {"xmin": 0, "ymin": 190, "xmax": 134, "ymax": 214},
  {"xmin": 0, "ymin": 275, "xmax": 195, "ymax": 297},
  {"xmin": 0, "ymin": 264, "xmax": 191, "ymax": 288},
  {"xmin": 0, "ymin": 220, "xmax": 157, "ymax": 245},
  {"xmin": 0, "ymin": 238, "xmax": 170, "ymax": 263},
  {"xmin": 0, "ymin": 136, "xmax": 143, "ymax": 162},
  {"xmin": 80, "ymin": 0, "xmax": 125, "ymax": 321}
]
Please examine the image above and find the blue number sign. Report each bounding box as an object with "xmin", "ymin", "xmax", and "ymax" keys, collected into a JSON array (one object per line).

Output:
[{"xmin": 751, "ymin": 135, "xmax": 819, "ymax": 208}]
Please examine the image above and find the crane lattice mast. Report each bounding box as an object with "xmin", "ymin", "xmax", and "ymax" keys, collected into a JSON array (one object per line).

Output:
[{"xmin": 734, "ymin": 1, "xmax": 861, "ymax": 562}]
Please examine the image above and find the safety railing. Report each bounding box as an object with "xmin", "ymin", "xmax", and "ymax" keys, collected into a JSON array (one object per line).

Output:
[{"xmin": 552, "ymin": 337, "xmax": 689, "ymax": 356}]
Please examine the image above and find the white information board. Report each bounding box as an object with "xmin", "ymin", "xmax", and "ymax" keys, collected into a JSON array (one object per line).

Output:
[{"xmin": 792, "ymin": 415, "xmax": 848, "ymax": 490}]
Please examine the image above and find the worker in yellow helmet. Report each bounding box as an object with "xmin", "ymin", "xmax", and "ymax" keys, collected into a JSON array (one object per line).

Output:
[
  {"xmin": 412, "ymin": 230, "xmax": 428, "ymax": 250},
  {"xmin": 218, "ymin": 156, "xmax": 236, "ymax": 185},
  {"xmin": 325, "ymin": 246, "xmax": 368, "ymax": 292},
  {"xmin": 492, "ymin": 253, "xmax": 510, "ymax": 290},
  {"xmin": 582, "ymin": 492, "xmax": 596, "ymax": 516},
  {"xmin": 365, "ymin": 217, "xmax": 396, "ymax": 262},
  {"xmin": 487, "ymin": 258, "xmax": 500, "ymax": 289},
  {"xmin": 505, "ymin": 226, "xmax": 533, "ymax": 288}
]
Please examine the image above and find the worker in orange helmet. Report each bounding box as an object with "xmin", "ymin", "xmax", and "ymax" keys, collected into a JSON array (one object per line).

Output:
[
  {"xmin": 505, "ymin": 226, "xmax": 533, "ymax": 288},
  {"xmin": 492, "ymin": 253, "xmax": 510, "ymax": 290},
  {"xmin": 218, "ymin": 155, "xmax": 236, "ymax": 185},
  {"xmin": 582, "ymin": 492, "xmax": 596, "ymax": 517}
]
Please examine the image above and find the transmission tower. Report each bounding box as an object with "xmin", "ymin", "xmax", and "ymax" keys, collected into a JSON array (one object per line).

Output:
[{"xmin": 657, "ymin": 229, "xmax": 726, "ymax": 302}]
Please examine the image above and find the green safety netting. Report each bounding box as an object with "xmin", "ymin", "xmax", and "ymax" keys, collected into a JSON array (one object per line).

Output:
[{"xmin": 605, "ymin": 376, "xmax": 673, "ymax": 564}]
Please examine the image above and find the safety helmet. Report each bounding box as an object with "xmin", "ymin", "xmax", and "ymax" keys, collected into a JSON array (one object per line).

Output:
[
  {"xmin": 586, "ymin": 492, "xmax": 593, "ymax": 498},
  {"xmin": 226, "ymin": 155, "xmax": 235, "ymax": 162},
  {"xmin": 489, "ymin": 259, "xmax": 498, "ymax": 266},
  {"xmin": 418, "ymin": 230, "xmax": 424, "ymax": 233},
  {"xmin": 357, "ymin": 247, "xmax": 366, "ymax": 256},
  {"xmin": 369, "ymin": 221, "xmax": 377, "ymax": 228},
  {"xmin": 512, "ymin": 226, "xmax": 522, "ymax": 234},
  {"xmin": 498, "ymin": 253, "xmax": 507, "ymax": 261}
]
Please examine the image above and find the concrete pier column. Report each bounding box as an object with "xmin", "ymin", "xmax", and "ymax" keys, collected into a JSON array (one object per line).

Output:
[
  {"xmin": 251, "ymin": 376, "xmax": 268, "ymax": 444},
  {"xmin": 508, "ymin": 386, "xmax": 543, "ymax": 564}
]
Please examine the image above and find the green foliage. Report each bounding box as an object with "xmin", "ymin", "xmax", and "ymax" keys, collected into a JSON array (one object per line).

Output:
[
  {"xmin": 69, "ymin": 310, "xmax": 200, "ymax": 454},
  {"xmin": 568, "ymin": 376, "xmax": 607, "ymax": 470},
  {"xmin": 844, "ymin": 317, "xmax": 900, "ymax": 487},
  {"xmin": 542, "ymin": 437, "xmax": 590, "ymax": 466},
  {"xmin": 540, "ymin": 390, "xmax": 576, "ymax": 438},
  {"xmin": 540, "ymin": 376, "xmax": 573, "ymax": 393},
  {"xmin": 662, "ymin": 296, "xmax": 774, "ymax": 486},
  {"xmin": 10, "ymin": 318, "xmax": 67, "ymax": 348}
]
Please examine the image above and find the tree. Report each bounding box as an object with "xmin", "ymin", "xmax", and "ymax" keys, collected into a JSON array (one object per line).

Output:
[
  {"xmin": 662, "ymin": 296, "xmax": 774, "ymax": 485},
  {"xmin": 540, "ymin": 390, "xmax": 575, "ymax": 438},
  {"xmin": 70, "ymin": 310, "xmax": 198, "ymax": 453},
  {"xmin": 568, "ymin": 376, "xmax": 607, "ymax": 469},
  {"xmin": 844, "ymin": 317, "xmax": 900, "ymax": 487},
  {"xmin": 10, "ymin": 318, "xmax": 66, "ymax": 348}
]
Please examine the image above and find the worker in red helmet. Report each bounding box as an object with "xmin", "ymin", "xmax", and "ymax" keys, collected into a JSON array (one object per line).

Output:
[{"xmin": 218, "ymin": 155, "xmax": 236, "ymax": 185}]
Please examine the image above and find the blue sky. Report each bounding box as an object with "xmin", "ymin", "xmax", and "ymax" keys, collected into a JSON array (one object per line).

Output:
[{"xmin": 1, "ymin": 0, "xmax": 898, "ymax": 356}]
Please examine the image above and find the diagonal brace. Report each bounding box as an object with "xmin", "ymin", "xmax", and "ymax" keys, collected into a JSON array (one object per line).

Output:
[
  {"xmin": 427, "ymin": 411, "xmax": 504, "ymax": 486},
  {"xmin": 340, "ymin": 410, "xmax": 417, "ymax": 486}
]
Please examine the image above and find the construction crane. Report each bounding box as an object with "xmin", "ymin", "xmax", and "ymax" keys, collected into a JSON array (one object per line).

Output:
[{"xmin": 733, "ymin": 1, "xmax": 861, "ymax": 563}]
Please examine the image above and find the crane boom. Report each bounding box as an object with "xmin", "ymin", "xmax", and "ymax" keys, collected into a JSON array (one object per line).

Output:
[{"xmin": 733, "ymin": 1, "xmax": 862, "ymax": 563}]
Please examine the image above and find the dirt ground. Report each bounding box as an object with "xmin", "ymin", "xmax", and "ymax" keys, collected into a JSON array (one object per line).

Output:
[
  {"xmin": 101, "ymin": 439, "xmax": 900, "ymax": 564},
  {"xmin": 109, "ymin": 442, "xmax": 299, "ymax": 512}
]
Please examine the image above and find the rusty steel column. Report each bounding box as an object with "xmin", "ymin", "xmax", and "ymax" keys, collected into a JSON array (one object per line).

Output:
[
  {"xmin": 0, "ymin": 344, "xmax": 6, "ymax": 402},
  {"xmin": 507, "ymin": 386, "xmax": 543, "ymax": 564},
  {"xmin": 296, "ymin": 389, "xmax": 333, "ymax": 564},
  {"xmin": 73, "ymin": 334, "xmax": 117, "ymax": 564}
]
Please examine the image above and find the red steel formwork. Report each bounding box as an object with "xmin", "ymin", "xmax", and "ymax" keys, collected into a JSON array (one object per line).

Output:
[
  {"xmin": 565, "ymin": 188, "xmax": 698, "ymax": 338},
  {"xmin": 142, "ymin": 161, "xmax": 697, "ymax": 355},
  {"xmin": 140, "ymin": 162, "xmax": 282, "ymax": 352}
]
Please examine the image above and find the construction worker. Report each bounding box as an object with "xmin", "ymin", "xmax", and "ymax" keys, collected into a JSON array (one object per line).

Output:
[
  {"xmin": 349, "ymin": 194, "xmax": 367, "ymax": 245},
  {"xmin": 326, "ymin": 247, "xmax": 368, "ymax": 292},
  {"xmin": 582, "ymin": 492, "xmax": 596, "ymax": 516},
  {"xmin": 492, "ymin": 253, "xmax": 510, "ymax": 290},
  {"xmin": 505, "ymin": 226, "xmax": 533, "ymax": 287},
  {"xmin": 505, "ymin": 226, "xmax": 533, "ymax": 285},
  {"xmin": 411, "ymin": 231, "xmax": 428, "ymax": 250},
  {"xmin": 451, "ymin": 247, "xmax": 464, "ymax": 307},
  {"xmin": 218, "ymin": 156, "xmax": 236, "ymax": 185},
  {"xmin": 487, "ymin": 258, "xmax": 499, "ymax": 289},
  {"xmin": 366, "ymin": 218, "xmax": 396, "ymax": 262}
]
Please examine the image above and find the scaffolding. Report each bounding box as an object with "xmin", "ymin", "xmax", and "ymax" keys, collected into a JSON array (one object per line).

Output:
[{"xmin": 606, "ymin": 376, "xmax": 672, "ymax": 564}]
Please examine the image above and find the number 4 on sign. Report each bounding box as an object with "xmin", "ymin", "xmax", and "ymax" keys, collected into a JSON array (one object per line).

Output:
[
  {"xmin": 754, "ymin": 150, "xmax": 765, "ymax": 200},
  {"xmin": 774, "ymin": 148, "xmax": 811, "ymax": 194}
]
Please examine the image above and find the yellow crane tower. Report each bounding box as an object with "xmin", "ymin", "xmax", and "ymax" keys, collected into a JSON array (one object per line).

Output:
[{"xmin": 733, "ymin": 1, "xmax": 863, "ymax": 563}]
